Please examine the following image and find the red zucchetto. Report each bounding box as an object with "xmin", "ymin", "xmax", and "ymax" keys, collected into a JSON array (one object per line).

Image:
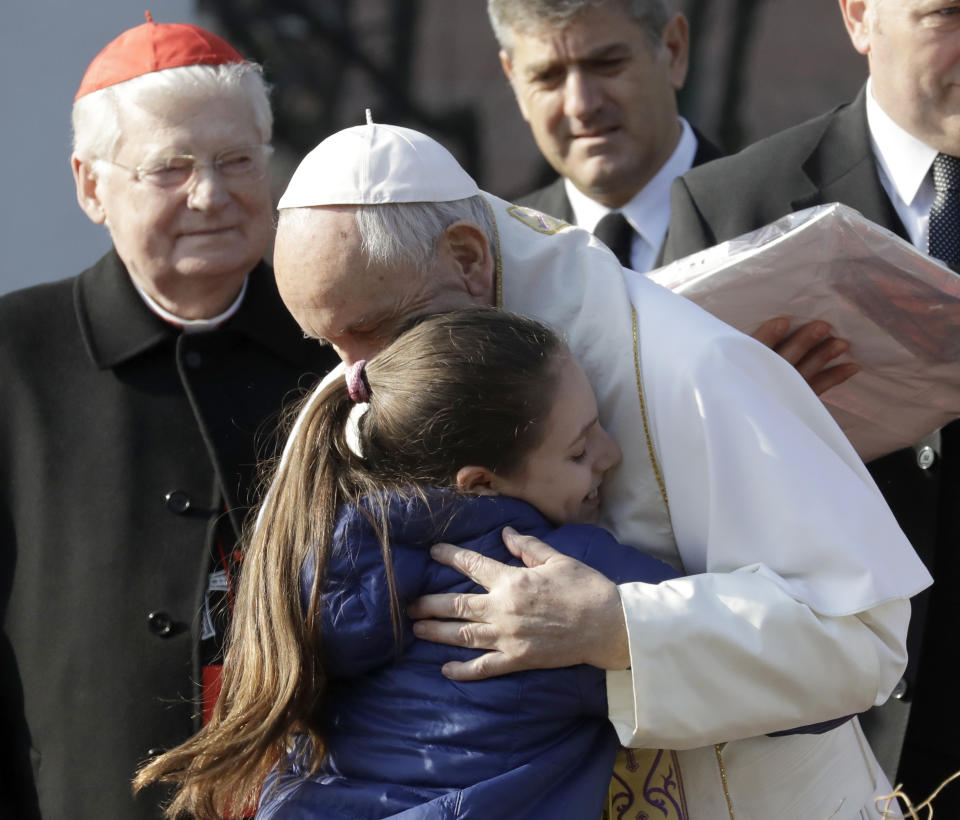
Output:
[{"xmin": 75, "ymin": 10, "xmax": 245, "ymax": 100}]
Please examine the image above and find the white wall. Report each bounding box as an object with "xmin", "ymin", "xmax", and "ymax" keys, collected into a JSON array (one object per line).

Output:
[{"xmin": 0, "ymin": 1, "xmax": 197, "ymax": 295}]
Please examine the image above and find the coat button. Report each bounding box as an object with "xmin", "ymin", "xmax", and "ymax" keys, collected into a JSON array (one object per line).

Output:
[
  {"xmin": 917, "ymin": 445, "xmax": 936, "ymax": 470},
  {"xmin": 184, "ymin": 351, "xmax": 203, "ymax": 369},
  {"xmin": 164, "ymin": 490, "xmax": 192, "ymax": 514},
  {"xmin": 892, "ymin": 677, "xmax": 909, "ymax": 700},
  {"xmin": 146, "ymin": 747, "xmax": 166, "ymax": 759},
  {"xmin": 147, "ymin": 610, "xmax": 175, "ymax": 638}
]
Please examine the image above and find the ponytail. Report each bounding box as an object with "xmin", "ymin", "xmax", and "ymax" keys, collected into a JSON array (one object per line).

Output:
[{"xmin": 135, "ymin": 308, "xmax": 566, "ymax": 818}]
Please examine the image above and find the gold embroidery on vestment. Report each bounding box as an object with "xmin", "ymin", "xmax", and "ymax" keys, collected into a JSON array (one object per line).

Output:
[
  {"xmin": 505, "ymin": 204, "xmax": 569, "ymax": 235},
  {"xmin": 603, "ymin": 747, "xmax": 689, "ymax": 819},
  {"xmin": 631, "ymin": 306, "xmax": 670, "ymax": 519}
]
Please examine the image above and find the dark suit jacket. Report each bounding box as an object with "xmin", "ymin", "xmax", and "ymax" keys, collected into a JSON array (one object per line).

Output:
[
  {"xmin": 517, "ymin": 126, "xmax": 723, "ymax": 265},
  {"xmin": 663, "ymin": 86, "xmax": 959, "ymax": 804},
  {"xmin": 0, "ymin": 252, "xmax": 337, "ymax": 819},
  {"xmin": 663, "ymin": 88, "xmax": 906, "ymax": 257}
]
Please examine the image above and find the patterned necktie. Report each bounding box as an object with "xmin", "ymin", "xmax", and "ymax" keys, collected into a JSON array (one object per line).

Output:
[
  {"xmin": 927, "ymin": 152, "xmax": 960, "ymax": 267},
  {"xmin": 594, "ymin": 211, "xmax": 635, "ymax": 269}
]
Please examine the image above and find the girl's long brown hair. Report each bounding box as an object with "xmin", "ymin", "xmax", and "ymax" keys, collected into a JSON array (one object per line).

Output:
[{"xmin": 134, "ymin": 309, "xmax": 565, "ymax": 819}]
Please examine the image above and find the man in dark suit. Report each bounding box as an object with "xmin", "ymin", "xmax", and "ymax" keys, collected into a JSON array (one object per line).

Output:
[
  {"xmin": 0, "ymin": 17, "xmax": 336, "ymax": 819},
  {"xmin": 487, "ymin": 0, "xmax": 854, "ymax": 392},
  {"xmin": 662, "ymin": 0, "xmax": 960, "ymax": 805},
  {"xmin": 487, "ymin": 0, "xmax": 722, "ymax": 273}
]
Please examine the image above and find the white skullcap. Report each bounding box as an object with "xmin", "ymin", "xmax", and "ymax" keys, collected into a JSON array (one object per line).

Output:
[{"xmin": 277, "ymin": 122, "xmax": 481, "ymax": 209}]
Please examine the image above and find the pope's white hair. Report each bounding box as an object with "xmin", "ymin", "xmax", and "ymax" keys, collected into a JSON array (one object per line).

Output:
[
  {"xmin": 71, "ymin": 62, "xmax": 272, "ymax": 161},
  {"xmin": 355, "ymin": 196, "xmax": 497, "ymax": 269},
  {"xmin": 278, "ymin": 196, "xmax": 497, "ymax": 271}
]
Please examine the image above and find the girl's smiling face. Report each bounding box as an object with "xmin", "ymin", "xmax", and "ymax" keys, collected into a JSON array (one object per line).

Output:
[{"xmin": 490, "ymin": 354, "xmax": 622, "ymax": 525}]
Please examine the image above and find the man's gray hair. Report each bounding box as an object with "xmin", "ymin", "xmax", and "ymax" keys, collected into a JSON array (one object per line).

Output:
[
  {"xmin": 355, "ymin": 195, "xmax": 497, "ymax": 270},
  {"xmin": 488, "ymin": 0, "xmax": 671, "ymax": 53},
  {"xmin": 71, "ymin": 62, "xmax": 272, "ymax": 161}
]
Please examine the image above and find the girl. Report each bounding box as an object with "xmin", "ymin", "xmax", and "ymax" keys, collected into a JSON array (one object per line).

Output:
[{"xmin": 136, "ymin": 309, "xmax": 679, "ymax": 819}]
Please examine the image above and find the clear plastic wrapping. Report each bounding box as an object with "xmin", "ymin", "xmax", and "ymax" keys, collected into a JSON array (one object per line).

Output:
[{"xmin": 649, "ymin": 203, "xmax": 960, "ymax": 461}]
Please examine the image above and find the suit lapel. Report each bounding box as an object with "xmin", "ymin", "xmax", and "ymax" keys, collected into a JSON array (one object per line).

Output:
[
  {"xmin": 545, "ymin": 179, "xmax": 575, "ymax": 223},
  {"xmin": 74, "ymin": 249, "xmax": 177, "ymax": 370},
  {"xmin": 652, "ymin": 127, "xmax": 725, "ymax": 267},
  {"xmin": 517, "ymin": 177, "xmax": 576, "ymax": 223},
  {"xmin": 691, "ymin": 127, "xmax": 723, "ymax": 168},
  {"xmin": 795, "ymin": 87, "xmax": 909, "ymax": 240}
]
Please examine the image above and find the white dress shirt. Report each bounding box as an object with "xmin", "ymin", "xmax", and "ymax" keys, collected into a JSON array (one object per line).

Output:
[{"xmin": 866, "ymin": 77, "xmax": 939, "ymax": 250}]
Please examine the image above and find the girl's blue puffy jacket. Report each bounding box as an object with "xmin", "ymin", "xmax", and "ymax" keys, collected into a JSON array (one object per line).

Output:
[{"xmin": 257, "ymin": 492, "xmax": 678, "ymax": 819}]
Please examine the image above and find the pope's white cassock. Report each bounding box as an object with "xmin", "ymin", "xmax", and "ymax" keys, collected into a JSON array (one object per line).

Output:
[{"xmin": 274, "ymin": 124, "xmax": 933, "ymax": 820}]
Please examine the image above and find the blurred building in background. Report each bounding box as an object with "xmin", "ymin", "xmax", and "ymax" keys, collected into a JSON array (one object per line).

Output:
[{"xmin": 1, "ymin": 0, "xmax": 866, "ymax": 294}]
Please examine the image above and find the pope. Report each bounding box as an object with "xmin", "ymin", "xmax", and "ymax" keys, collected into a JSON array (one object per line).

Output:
[{"xmin": 263, "ymin": 121, "xmax": 931, "ymax": 819}]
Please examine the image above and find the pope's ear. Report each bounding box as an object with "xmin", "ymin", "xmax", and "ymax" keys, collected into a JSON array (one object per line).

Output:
[
  {"xmin": 455, "ymin": 465, "xmax": 500, "ymax": 496},
  {"xmin": 443, "ymin": 221, "xmax": 495, "ymax": 300},
  {"xmin": 72, "ymin": 154, "xmax": 107, "ymax": 225}
]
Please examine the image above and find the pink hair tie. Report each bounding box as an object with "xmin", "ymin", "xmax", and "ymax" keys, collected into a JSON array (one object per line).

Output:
[{"xmin": 345, "ymin": 360, "xmax": 370, "ymax": 403}]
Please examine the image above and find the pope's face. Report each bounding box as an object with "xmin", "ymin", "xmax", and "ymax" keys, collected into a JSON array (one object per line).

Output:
[
  {"xmin": 501, "ymin": 3, "xmax": 688, "ymax": 208},
  {"xmin": 844, "ymin": 0, "xmax": 960, "ymax": 154},
  {"xmin": 74, "ymin": 92, "xmax": 273, "ymax": 310},
  {"xmin": 274, "ymin": 208, "xmax": 482, "ymax": 365}
]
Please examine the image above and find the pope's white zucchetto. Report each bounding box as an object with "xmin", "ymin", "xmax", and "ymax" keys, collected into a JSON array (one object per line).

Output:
[{"xmin": 277, "ymin": 122, "xmax": 481, "ymax": 209}]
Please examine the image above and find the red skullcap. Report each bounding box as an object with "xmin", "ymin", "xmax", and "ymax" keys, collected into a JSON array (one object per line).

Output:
[{"xmin": 75, "ymin": 11, "xmax": 245, "ymax": 100}]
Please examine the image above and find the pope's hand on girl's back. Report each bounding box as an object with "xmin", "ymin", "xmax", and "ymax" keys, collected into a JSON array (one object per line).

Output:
[{"xmin": 408, "ymin": 526, "xmax": 630, "ymax": 680}]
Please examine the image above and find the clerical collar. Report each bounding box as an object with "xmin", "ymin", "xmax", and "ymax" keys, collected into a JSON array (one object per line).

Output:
[
  {"xmin": 865, "ymin": 78, "xmax": 938, "ymax": 210},
  {"xmin": 565, "ymin": 117, "xmax": 696, "ymax": 268},
  {"xmin": 131, "ymin": 276, "xmax": 249, "ymax": 332}
]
